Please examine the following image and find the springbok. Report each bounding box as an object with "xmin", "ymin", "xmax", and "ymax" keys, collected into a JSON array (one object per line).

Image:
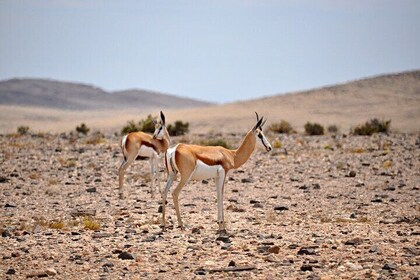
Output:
[
  {"xmin": 118, "ymin": 111, "xmax": 170, "ymax": 199},
  {"xmin": 161, "ymin": 113, "xmax": 272, "ymax": 231}
]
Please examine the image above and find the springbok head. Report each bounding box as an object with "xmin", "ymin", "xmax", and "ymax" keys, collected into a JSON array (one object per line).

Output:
[
  {"xmin": 253, "ymin": 112, "xmax": 272, "ymax": 152},
  {"xmin": 153, "ymin": 111, "xmax": 167, "ymax": 139}
]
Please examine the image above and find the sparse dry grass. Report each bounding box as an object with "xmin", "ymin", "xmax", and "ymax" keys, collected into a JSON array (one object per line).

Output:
[
  {"xmin": 58, "ymin": 157, "xmax": 77, "ymax": 168},
  {"xmin": 351, "ymin": 148, "xmax": 365, "ymax": 154},
  {"xmin": 382, "ymin": 160, "xmax": 393, "ymax": 169},
  {"xmin": 49, "ymin": 221, "xmax": 65, "ymax": 229},
  {"xmin": 83, "ymin": 216, "xmax": 101, "ymax": 230}
]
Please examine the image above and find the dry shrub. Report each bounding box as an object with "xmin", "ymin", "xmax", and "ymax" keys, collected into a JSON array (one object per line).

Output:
[
  {"xmin": 351, "ymin": 148, "xmax": 365, "ymax": 154},
  {"xmin": 17, "ymin": 126, "xmax": 30, "ymax": 135},
  {"xmin": 167, "ymin": 120, "xmax": 189, "ymax": 136},
  {"xmin": 121, "ymin": 114, "xmax": 155, "ymax": 135},
  {"xmin": 85, "ymin": 131, "xmax": 105, "ymax": 145},
  {"xmin": 29, "ymin": 172, "xmax": 41, "ymax": 180},
  {"xmin": 272, "ymin": 139, "xmax": 282, "ymax": 149},
  {"xmin": 352, "ymin": 118, "xmax": 391, "ymax": 136},
  {"xmin": 49, "ymin": 221, "xmax": 65, "ymax": 229},
  {"xmin": 83, "ymin": 216, "xmax": 101, "ymax": 230},
  {"xmin": 59, "ymin": 157, "xmax": 77, "ymax": 168},
  {"xmin": 304, "ymin": 122, "xmax": 325, "ymax": 135},
  {"xmin": 268, "ymin": 120, "xmax": 294, "ymax": 134},
  {"xmin": 76, "ymin": 123, "xmax": 90, "ymax": 135},
  {"xmin": 382, "ymin": 160, "xmax": 393, "ymax": 169},
  {"xmin": 327, "ymin": 125, "xmax": 339, "ymax": 134}
]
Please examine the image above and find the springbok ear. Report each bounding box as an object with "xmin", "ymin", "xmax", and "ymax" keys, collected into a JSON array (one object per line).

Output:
[
  {"xmin": 260, "ymin": 118, "xmax": 267, "ymax": 128},
  {"xmin": 160, "ymin": 111, "xmax": 166, "ymax": 125}
]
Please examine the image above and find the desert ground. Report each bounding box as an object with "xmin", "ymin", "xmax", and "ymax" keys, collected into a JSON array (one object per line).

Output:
[{"xmin": 0, "ymin": 131, "xmax": 419, "ymax": 279}]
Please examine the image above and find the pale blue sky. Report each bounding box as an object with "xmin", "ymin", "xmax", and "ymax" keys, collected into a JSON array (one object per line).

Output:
[{"xmin": 0, "ymin": 0, "xmax": 419, "ymax": 103}]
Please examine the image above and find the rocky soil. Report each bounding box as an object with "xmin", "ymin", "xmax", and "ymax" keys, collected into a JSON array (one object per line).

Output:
[{"xmin": 0, "ymin": 132, "xmax": 419, "ymax": 279}]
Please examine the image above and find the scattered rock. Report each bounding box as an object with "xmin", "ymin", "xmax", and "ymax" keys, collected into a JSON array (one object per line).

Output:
[
  {"xmin": 268, "ymin": 245, "xmax": 280, "ymax": 254},
  {"xmin": 369, "ymin": 245, "xmax": 381, "ymax": 253},
  {"xmin": 216, "ymin": 235, "xmax": 231, "ymax": 243},
  {"xmin": 118, "ymin": 252, "xmax": 135, "ymax": 260},
  {"xmin": 382, "ymin": 263, "xmax": 397, "ymax": 271},
  {"xmin": 191, "ymin": 227, "xmax": 201, "ymax": 234},
  {"xmin": 274, "ymin": 205, "xmax": 289, "ymax": 211},
  {"xmin": 297, "ymin": 247, "xmax": 317, "ymax": 255},
  {"xmin": 4, "ymin": 203, "xmax": 16, "ymax": 208},
  {"xmin": 228, "ymin": 260, "xmax": 236, "ymax": 267},
  {"xmin": 241, "ymin": 178, "xmax": 253, "ymax": 183},
  {"xmin": 6, "ymin": 268, "xmax": 15, "ymax": 275},
  {"xmin": 348, "ymin": 171, "xmax": 356, "ymax": 177},
  {"xmin": 344, "ymin": 238, "xmax": 363, "ymax": 246},
  {"xmin": 253, "ymin": 203, "xmax": 264, "ymax": 208},
  {"xmin": 300, "ymin": 264, "xmax": 313, "ymax": 271},
  {"xmin": 45, "ymin": 268, "xmax": 57, "ymax": 276},
  {"xmin": 86, "ymin": 187, "xmax": 97, "ymax": 193}
]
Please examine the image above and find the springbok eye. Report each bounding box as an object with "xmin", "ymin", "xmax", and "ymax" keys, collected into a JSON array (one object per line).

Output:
[{"xmin": 258, "ymin": 133, "xmax": 263, "ymax": 139}]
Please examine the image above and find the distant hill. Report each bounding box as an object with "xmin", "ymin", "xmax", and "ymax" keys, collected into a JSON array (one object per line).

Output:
[
  {"xmin": 0, "ymin": 71, "xmax": 418, "ymax": 133},
  {"xmin": 0, "ymin": 78, "xmax": 212, "ymax": 110},
  {"xmin": 166, "ymin": 70, "xmax": 420, "ymax": 133}
]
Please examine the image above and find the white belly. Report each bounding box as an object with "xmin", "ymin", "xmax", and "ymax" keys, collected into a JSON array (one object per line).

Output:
[
  {"xmin": 191, "ymin": 160, "xmax": 223, "ymax": 181},
  {"xmin": 138, "ymin": 145, "xmax": 156, "ymax": 158}
]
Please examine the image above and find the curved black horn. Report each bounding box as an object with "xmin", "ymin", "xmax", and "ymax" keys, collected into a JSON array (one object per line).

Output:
[
  {"xmin": 160, "ymin": 111, "xmax": 166, "ymax": 124},
  {"xmin": 255, "ymin": 112, "xmax": 260, "ymax": 122}
]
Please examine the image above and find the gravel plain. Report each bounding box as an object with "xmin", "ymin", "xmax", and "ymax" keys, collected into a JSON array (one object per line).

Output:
[{"xmin": 0, "ymin": 132, "xmax": 419, "ymax": 279}]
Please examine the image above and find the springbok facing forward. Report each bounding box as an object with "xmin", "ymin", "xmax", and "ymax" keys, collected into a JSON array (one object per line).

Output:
[
  {"xmin": 118, "ymin": 111, "xmax": 170, "ymax": 199},
  {"xmin": 162, "ymin": 113, "xmax": 272, "ymax": 231}
]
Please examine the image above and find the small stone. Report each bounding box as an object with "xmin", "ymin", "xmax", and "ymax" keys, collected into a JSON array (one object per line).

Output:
[
  {"xmin": 345, "ymin": 262, "xmax": 363, "ymax": 271},
  {"xmin": 228, "ymin": 260, "xmax": 236, "ymax": 267},
  {"xmin": 301, "ymin": 264, "xmax": 313, "ymax": 271},
  {"xmin": 241, "ymin": 178, "xmax": 252, "ymax": 183},
  {"xmin": 157, "ymin": 205, "xmax": 163, "ymax": 213},
  {"xmin": 268, "ymin": 245, "xmax": 280, "ymax": 254},
  {"xmin": 103, "ymin": 262, "xmax": 114, "ymax": 267},
  {"xmin": 312, "ymin": 183, "xmax": 321, "ymax": 189},
  {"xmin": 45, "ymin": 268, "xmax": 57, "ymax": 276},
  {"xmin": 253, "ymin": 203, "xmax": 263, "ymax": 208},
  {"xmin": 348, "ymin": 171, "xmax": 356, "ymax": 177},
  {"xmin": 249, "ymin": 199, "xmax": 260, "ymax": 204},
  {"xmin": 86, "ymin": 187, "xmax": 96, "ymax": 193},
  {"xmin": 216, "ymin": 235, "xmax": 231, "ymax": 243},
  {"xmin": 118, "ymin": 252, "xmax": 135, "ymax": 260},
  {"xmin": 297, "ymin": 247, "xmax": 317, "ymax": 255},
  {"xmin": 382, "ymin": 263, "xmax": 397, "ymax": 271},
  {"xmin": 191, "ymin": 227, "xmax": 201, "ymax": 234},
  {"xmin": 288, "ymin": 244, "xmax": 299, "ymax": 249},
  {"xmin": 274, "ymin": 205, "xmax": 289, "ymax": 211},
  {"xmin": 195, "ymin": 268, "xmax": 206, "ymax": 275},
  {"xmin": 0, "ymin": 177, "xmax": 9, "ymax": 183},
  {"xmin": 369, "ymin": 245, "xmax": 381, "ymax": 253},
  {"xmin": 2, "ymin": 230, "xmax": 11, "ymax": 237},
  {"xmin": 344, "ymin": 238, "xmax": 363, "ymax": 246},
  {"xmin": 202, "ymin": 180, "xmax": 209, "ymax": 184},
  {"xmin": 6, "ymin": 268, "xmax": 15, "ymax": 275},
  {"xmin": 4, "ymin": 203, "xmax": 16, "ymax": 208}
]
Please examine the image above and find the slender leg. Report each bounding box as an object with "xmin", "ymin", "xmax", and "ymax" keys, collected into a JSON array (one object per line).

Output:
[
  {"xmin": 118, "ymin": 153, "xmax": 136, "ymax": 199},
  {"xmin": 149, "ymin": 156, "xmax": 156, "ymax": 198},
  {"xmin": 162, "ymin": 174, "xmax": 175, "ymax": 230},
  {"xmin": 216, "ymin": 168, "xmax": 227, "ymax": 230},
  {"xmin": 172, "ymin": 175, "xmax": 191, "ymax": 230}
]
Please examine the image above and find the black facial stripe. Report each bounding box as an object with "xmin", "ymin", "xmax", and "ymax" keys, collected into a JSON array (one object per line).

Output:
[{"xmin": 258, "ymin": 133, "xmax": 268, "ymax": 149}]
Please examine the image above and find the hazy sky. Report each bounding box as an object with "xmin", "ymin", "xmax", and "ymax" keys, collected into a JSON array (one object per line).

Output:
[{"xmin": 0, "ymin": 0, "xmax": 419, "ymax": 103}]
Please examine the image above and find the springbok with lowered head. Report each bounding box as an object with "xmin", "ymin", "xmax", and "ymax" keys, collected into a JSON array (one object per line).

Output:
[
  {"xmin": 119, "ymin": 111, "xmax": 170, "ymax": 199},
  {"xmin": 162, "ymin": 112, "xmax": 272, "ymax": 231}
]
